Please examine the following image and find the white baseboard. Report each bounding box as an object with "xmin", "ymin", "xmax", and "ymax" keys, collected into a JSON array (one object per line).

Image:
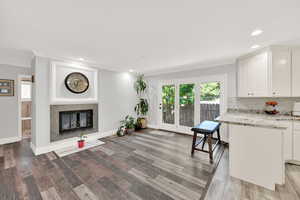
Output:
[
  {"xmin": 31, "ymin": 129, "xmax": 117, "ymax": 155},
  {"xmin": 0, "ymin": 136, "xmax": 21, "ymax": 145},
  {"xmin": 147, "ymin": 124, "xmax": 159, "ymax": 129}
]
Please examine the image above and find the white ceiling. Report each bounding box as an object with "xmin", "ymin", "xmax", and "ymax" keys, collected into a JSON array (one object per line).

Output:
[{"xmin": 1, "ymin": 0, "xmax": 300, "ymax": 74}]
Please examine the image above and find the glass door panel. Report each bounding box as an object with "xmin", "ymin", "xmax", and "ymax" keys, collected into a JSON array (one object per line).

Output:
[
  {"xmin": 162, "ymin": 85, "xmax": 175, "ymax": 125},
  {"xmin": 179, "ymin": 84, "xmax": 195, "ymax": 127},
  {"xmin": 200, "ymin": 82, "xmax": 220, "ymax": 122}
]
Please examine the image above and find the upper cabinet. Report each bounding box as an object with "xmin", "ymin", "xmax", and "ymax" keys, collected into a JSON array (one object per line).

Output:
[
  {"xmin": 238, "ymin": 46, "xmax": 293, "ymax": 97},
  {"xmin": 238, "ymin": 51, "xmax": 269, "ymax": 97},
  {"xmin": 292, "ymin": 47, "xmax": 300, "ymax": 97}
]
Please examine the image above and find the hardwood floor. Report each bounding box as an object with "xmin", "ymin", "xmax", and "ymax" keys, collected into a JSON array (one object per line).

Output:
[
  {"xmin": 205, "ymin": 147, "xmax": 300, "ymax": 200},
  {"xmin": 0, "ymin": 128, "xmax": 299, "ymax": 200},
  {"xmin": 0, "ymin": 129, "xmax": 224, "ymax": 200}
]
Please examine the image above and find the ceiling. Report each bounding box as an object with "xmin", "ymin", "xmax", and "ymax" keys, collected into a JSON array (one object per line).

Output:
[{"xmin": 1, "ymin": 0, "xmax": 300, "ymax": 74}]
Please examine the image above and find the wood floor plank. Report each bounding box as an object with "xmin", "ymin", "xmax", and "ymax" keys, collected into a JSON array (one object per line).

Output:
[
  {"xmin": 4, "ymin": 146, "xmax": 16, "ymax": 169},
  {"xmin": 89, "ymin": 146, "xmax": 115, "ymax": 156},
  {"xmin": 23, "ymin": 175, "xmax": 43, "ymax": 200},
  {"xmin": 73, "ymin": 184, "xmax": 99, "ymax": 200},
  {"xmin": 41, "ymin": 187, "xmax": 62, "ymax": 200},
  {"xmin": 52, "ymin": 159, "xmax": 82, "ymax": 188}
]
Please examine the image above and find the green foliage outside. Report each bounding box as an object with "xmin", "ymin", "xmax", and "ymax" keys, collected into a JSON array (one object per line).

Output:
[
  {"xmin": 162, "ymin": 82, "xmax": 220, "ymax": 106},
  {"xmin": 200, "ymin": 82, "xmax": 220, "ymax": 101}
]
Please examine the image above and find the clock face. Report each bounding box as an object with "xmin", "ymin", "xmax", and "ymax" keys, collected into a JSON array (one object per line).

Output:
[{"xmin": 65, "ymin": 72, "xmax": 89, "ymax": 94}]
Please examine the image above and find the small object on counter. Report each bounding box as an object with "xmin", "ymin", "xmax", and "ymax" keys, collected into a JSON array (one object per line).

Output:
[{"xmin": 265, "ymin": 101, "xmax": 279, "ymax": 115}]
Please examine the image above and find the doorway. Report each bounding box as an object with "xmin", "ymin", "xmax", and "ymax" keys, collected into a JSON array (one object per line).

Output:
[
  {"xmin": 158, "ymin": 75, "xmax": 227, "ymax": 139},
  {"xmin": 18, "ymin": 75, "xmax": 32, "ymax": 139}
]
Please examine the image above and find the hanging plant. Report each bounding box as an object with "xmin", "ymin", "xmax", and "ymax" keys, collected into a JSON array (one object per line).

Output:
[{"xmin": 134, "ymin": 74, "xmax": 147, "ymax": 95}]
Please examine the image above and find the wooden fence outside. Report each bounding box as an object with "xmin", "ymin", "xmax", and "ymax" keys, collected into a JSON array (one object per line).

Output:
[{"xmin": 162, "ymin": 103, "xmax": 220, "ymax": 126}]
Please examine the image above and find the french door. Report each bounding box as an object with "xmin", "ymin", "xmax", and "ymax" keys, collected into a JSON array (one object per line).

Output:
[{"xmin": 158, "ymin": 75, "xmax": 227, "ymax": 137}]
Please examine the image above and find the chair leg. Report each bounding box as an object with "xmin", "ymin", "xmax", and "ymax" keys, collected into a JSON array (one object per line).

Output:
[
  {"xmin": 202, "ymin": 135, "xmax": 207, "ymax": 150},
  {"xmin": 207, "ymin": 134, "xmax": 213, "ymax": 163},
  {"xmin": 217, "ymin": 128, "xmax": 221, "ymax": 143},
  {"xmin": 191, "ymin": 132, "xmax": 197, "ymax": 156}
]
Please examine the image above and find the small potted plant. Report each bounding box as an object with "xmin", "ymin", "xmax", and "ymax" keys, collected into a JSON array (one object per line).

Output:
[
  {"xmin": 120, "ymin": 115, "xmax": 136, "ymax": 134},
  {"xmin": 116, "ymin": 126, "xmax": 126, "ymax": 137},
  {"xmin": 78, "ymin": 133, "xmax": 87, "ymax": 148}
]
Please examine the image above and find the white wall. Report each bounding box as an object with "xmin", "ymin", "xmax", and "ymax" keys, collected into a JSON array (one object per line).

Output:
[
  {"xmin": 0, "ymin": 64, "xmax": 31, "ymax": 143},
  {"xmin": 99, "ymin": 70, "xmax": 136, "ymax": 132},
  {"xmin": 145, "ymin": 64, "xmax": 237, "ymax": 126},
  {"xmin": 32, "ymin": 56, "xmax": 136, "ymax": 151}
]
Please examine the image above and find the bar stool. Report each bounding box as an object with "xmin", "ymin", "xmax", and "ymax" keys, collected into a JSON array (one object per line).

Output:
[{"xmin": 191, "ymin": 120, "xmax": 221, "ymax": 163}]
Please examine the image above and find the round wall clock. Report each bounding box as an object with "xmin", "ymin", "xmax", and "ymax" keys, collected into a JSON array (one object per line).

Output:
[{"xmin": 64, "ymin": 72, "xmax": 89, "ymax": 94}]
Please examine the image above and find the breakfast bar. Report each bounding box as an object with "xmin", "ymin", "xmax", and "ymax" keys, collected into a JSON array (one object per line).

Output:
[{"xmin": 216, "ymin": 112, "xmax": 291, "ymax": 190}]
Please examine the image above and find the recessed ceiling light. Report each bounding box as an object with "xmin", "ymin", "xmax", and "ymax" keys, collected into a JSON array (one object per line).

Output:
[
  {"xmin": 129, "ymin": 69, "xmax": 134, "ymax": 72},
  {"xmin": 251, "ymin": 44, "xmax": 260, "ymax": 49},
  {"xmin": 251, "ymin": 29, "xmax": 263, "ymax": 36},
  {"xmin": 79, "ymin": 58, "xmax": 84, "ymax": 61}
]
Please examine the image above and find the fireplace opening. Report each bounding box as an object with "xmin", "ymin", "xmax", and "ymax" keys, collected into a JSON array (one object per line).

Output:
[{"xmin": 59, "ymin": 109, "xmax": 93, "ymax": 134}]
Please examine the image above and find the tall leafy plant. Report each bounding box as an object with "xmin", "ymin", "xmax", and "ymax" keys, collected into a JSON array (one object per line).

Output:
[
  {"xmin": 134, "ymin": 75, "xmax": 149, "ymax": 118},
  {"xmin": 134, "ymin": 75, "xmax": 147, "ymax": 94}
]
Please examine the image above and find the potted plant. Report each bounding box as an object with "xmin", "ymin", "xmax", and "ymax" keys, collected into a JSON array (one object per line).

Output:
[
  {"xmin": 120, "ymin": 115, "xmax": 136, "ymax": 134},
  {"xmin": 135, "ymin": 98, "xmax": 149, "ymax": 128},
  {"xmin": 78, "ymin": 133, "xmax": 87, "ymax": 148},
  {"xmin": 116, "ymin": 126, "xmax": 126, "ymax": 137},
  {"xmin": 134, "ymin": 74, "xmax": 149, "ymax": 129}
]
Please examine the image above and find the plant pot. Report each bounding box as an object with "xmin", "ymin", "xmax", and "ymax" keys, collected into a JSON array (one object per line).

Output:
[
  {"xmin": 78, "ymin": 140, "xmax": 85, "ymax": 148},
  {"xmin": 126, "ymin": 128, "xmax": 135, "ymax": 135},
  {"xmin": 139, "ymin": 118, "xmax": 147, "ymax": 128},
  {"xmin": 117, "ymin": 128, "xmax": 126, "ymax": 137}
]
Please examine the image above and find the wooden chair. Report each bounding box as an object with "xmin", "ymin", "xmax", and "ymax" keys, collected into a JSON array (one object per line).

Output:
[{"xmin": 191, "ymin": 121, "xmax": 221, "ymax": 163}]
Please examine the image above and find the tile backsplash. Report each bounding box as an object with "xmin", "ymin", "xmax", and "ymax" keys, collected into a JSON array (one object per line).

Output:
[{"xmin": 228, "ymin": 97, "xmax": 300, "ymax": 114}]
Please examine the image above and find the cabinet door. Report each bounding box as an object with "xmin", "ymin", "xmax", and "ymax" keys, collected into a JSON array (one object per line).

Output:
[
  {"xmin": 271, "ymin": 47, "xmax": 291, "ymax": 97},
  {"xmin": 238, "ymin": 58, "xmax": 250, "ymax": 97},
  {"xmin": 292, "ymin": 48, "xmax": 300, "ymax": 96},
  {"xmin": 249, "ymin": 52, "xmax": 269, "ymax": 97},
  {"xmin": 294, "ymin": 130, "xmax": 300, "ymax": 161}
]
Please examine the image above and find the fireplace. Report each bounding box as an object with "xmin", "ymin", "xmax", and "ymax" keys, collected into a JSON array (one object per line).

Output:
[
  {"xmin": 59, "ymin": 110, "xmax": 93, "ymax": 134},
  {"xmin": 50, "ymin": 104, "xmax": 98, "ymax": 142}
]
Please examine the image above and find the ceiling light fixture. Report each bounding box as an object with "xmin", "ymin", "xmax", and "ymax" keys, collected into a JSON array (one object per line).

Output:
[
  {"xmin": 79, "ymin": 58, "xmax": 84, "ymax": 61},
  {"xmin": 251, "ymin": 44, "xmax": 260, "ymax": 49},
  {"xmin": 129, "ymin": 69, "xmax": 134, "ymax": 72},
  {"xmin": 251, "ymin": 29, "xmax": 263, "ymax": 36}
]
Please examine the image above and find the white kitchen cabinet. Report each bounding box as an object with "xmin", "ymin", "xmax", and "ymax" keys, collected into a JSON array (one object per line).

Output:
[
  {"xmin": 294, "ymin": 130, "xmax": 300, "ymax": 161},
  {"xmin": 237, "ymin": 46, "xmax": 292, "ymax": 97},
  {"xmin": 292, "ymin": 47, "xmax": 300, "ymax": 96},
  {"xmin": 237, "ymin": 51, "xmax": 269, "ymax": 97},
  {"xmin": 270, "ymin": 47, "xmax": 291, "ymax": 97},
  {"xmin": 229, "ymin": 124, "xmax": 284, "ymax": 190},
  {"xmin": 237, "ymin": 56, "xmax": 250, "ymax": 97}
]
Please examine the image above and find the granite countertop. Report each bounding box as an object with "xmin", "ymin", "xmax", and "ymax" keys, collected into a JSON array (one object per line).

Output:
[{"xmin": 216, "ymin": 111, "xmax": 300, "ymax": 129}]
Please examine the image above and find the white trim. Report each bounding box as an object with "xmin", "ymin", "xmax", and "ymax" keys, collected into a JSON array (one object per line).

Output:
[
  {"xmin": 0, "ymin": 136, "xmax": 21, "ymax": 145},
  {"xmin": 31, "ymin": 129, "xmax": 117, "ymax": 155},
  {"xmin": 21, "ymin": 117, "xmax": 32, "ymax": 120},
  {"xmin": 147, "ymin": 124, "xmax": 159, "ymax": 129},
  {"xmin": 18, "ymin": 75, "xmax": 32, "ymax": 140},
  {"xmin": 50, "ymin": 61, "xmax": 98, "ymax": 105}
]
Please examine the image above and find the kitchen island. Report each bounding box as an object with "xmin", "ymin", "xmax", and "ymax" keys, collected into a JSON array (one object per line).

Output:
[{"xmin": 216, "ymin": 112, "xmax": 294, "ymax": 190}]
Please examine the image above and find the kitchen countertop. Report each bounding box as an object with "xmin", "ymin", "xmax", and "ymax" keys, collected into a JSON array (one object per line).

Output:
[{"xmin": 216, "ymin": 111, "xmax": 300, "ymax": 129}]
